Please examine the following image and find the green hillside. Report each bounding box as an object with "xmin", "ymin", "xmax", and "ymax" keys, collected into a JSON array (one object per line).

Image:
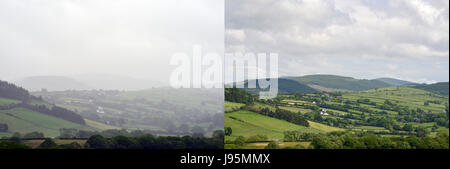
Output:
[
  {"xmin": 32, "ymin": 88, "xmax": 223, "ymax": 135},
  {"xmin": 1, "ymin": 80, "xmax": 93, "ymax": 138},
  {"xmin": 225, "ymin": 101, "xmax": 245, "ymax": 112},
  {"xmin": 0, "ymin": 107, "xmax": 93, "ymax": 137},
  {"xmin": 375, "ymin": 78, "xmax": 419, "ymax": 86},
  {"xmin": 286, "ymin": 75, "xmax": 391, "ymax": 91},
  {"xmin": 225, "ymin": 78, "xmax": 449, "ymax": 149},
  {"xmin": 414, "ymin": 82, "xmax": 449, "ymax": 96},
  {"xmin": 344, "ymin": 86, "xmax": 448, "ymax": 113},
  {"xmin": 225, "ymin": 110, "xmax": 323, "ymax": 142},
  {"xmin": 14, "ymin": 76, "xmax": 91, "ymax": 91},
  {"xmin": 0, "ymin": 97, "xmax": 20, "ymax": 106},
  {"xmin": 243, "ymin": 78, "xmax": 317, "ymax": 94}
]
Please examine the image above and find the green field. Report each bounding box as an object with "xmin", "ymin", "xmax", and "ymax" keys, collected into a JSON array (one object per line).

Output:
[
  {"xmin": 0, "ymin": 132, "xmax": 12, "ymax": 138},
  {"xmin": 279, "ymin": 106, "xmax": 312, "ymax": 114},
  {"xmin": 84, "ymin": 119, "xmax": 120, "ymax": 130},
  {"xmin": 249, "ymin": 102, "xmax": 277, "ymax": 111},
  {"xmin": 225, "ymin": 110, "xmax": 322, "ymax": 142},
  {"xmin": 21, "ymin": 139, "xmax": 87, "ymax": 148},
  {"xmin": 308, "ymin": 120, "xmax": 345, "ymax": 132},
  {"xmin": 31, "ymin": 89, "xmax": 223, "ymax": 133},
  {"xmin": 0, "ymin": 107, "xmax": 94, "ymax": 137},
  {"xmin": 226, "ymin": 141, "xmax": 311, "ymax": 149},
  {"xmin": 343, "ymin": 87, "xmax": 448, "ymax": 113},
  {"xmin": 0, "ymin": 97, "xmax": 20, "ymax": 106},
  {"xmin": 225, "ymin": 101, "xmax": 245, "ymax": 112}
]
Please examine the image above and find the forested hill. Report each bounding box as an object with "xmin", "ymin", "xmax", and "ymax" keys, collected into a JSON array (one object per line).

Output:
[
  {"xmin": 240, "ymin": 78, "xmax": 317, "ymax": 94},
  {"xmin": 0, "ymin": 80, "xmax": 85, "ymax": 125},
  {"xmin": 14, "ymin": 76, "xmax": 91, "ymax": 92},
  {"xmin": 286, "ymin": 75, "xmax": 391, "ymax": 91},
  {"xmin": 225, "ymin": 87, "xmax": 254, "ymax": 104},
  {"xmin": 414, "ymin": 82, "xmax": 449, "ymax": 96},
  {"xmin": 0, "ymin": 80, "xmax": 30, "ymax": 101},
  {"xmin": 375, "ymin": 77, "xmax": 419, "ymax": 86},
  {"xmin": 232, "ymin": 75, "xmax": 430, "ymax": 94}
]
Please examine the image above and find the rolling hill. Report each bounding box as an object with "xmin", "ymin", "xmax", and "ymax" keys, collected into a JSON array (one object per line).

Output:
[
  {"xmin": 375, "ymin": 77, "xmax": 420, "ymax": 86},
  {"xmin": 1, "ymin": 80, "xmax": 97, "ymax": 138},
  {"xmin": 70, "ymin": 74, "xmax": 166, "ymax": 91},
  {"xmin": 14, "ymin": 74, "xmax": 166, "ymax": 92},
  {"xmin": 241, "ymin": 78, "xmax": 317, "ymax": 94},
  {"xmin": 15, "ymin": 76, "xmax": 91, "ymax": 91},
  {"xmin": 233, "ymin": 74, "xmax": 437, "ymax": 95},
  {"xmin": 0, "ymin": 107, "xmax": 93, "ymax": 137},
  {"xmin": 286, "ymin": 75, "xmax": 392, "ymax": 91},
  {"xmin": 225, "ymin": 110, "xmax": 323, "ymax": 141},
  {"xmin": 414, "ymin": 82, "xmax": 449, "ymax": 96},
  {"xmin": 31, "ymin": 88, "xmax": 224, "ymax": 135}
]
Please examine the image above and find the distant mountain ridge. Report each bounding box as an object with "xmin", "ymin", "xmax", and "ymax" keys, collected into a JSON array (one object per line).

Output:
[
  {"xmin": 242, "ymin": 78, "xmax": 316, "ymax": 94},
  {"xmin": 14, "ymin": 74, "xmax": 166, "ymax": 91},
  {"xmin": 15, "ymin": 76, "xmax": 91, "ymax": 91},
  {"xmin": 414, "ymin": 82, "xmax": 449, "ymax": 96},
  {"xmin": 375, "ymin": 77, "xmax": 420, "ymax": 86},
  {"xmin": 235, "ymin": 75, "xmax": 448, "ymax": 95},
  {"xmin": 285, "ymin": 75, "xmax": 391, "ymax": 91},
  {"xmin": 0, "ymin": 79, "xmax": 86, "ymax": 125}
]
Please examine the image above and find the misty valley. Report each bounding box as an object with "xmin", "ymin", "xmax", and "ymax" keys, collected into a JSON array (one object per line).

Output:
[
  {"xmin": 32, "ymin": 88, "xmax": 224, "ymax": 136},
  {"xmin": 0, "ymin": 78, "xmax": 224, "ymax": 149}
]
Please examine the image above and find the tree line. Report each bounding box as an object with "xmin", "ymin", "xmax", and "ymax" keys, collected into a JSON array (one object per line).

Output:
[
  {"xmin": 0, "ymin": 80, "xmax": 30, "ymax": 101},
  {"xmin": 0, "ymin": 130, "xmax": 224, "ymax": 149},
  {"xmin": 283, "ymin": 131, "xmax": 449, "ymax": 149},
  {"xmin": 246, "ymin": 106, "xmax": 310, "ymax": 127},
  {"xmin": 0, "ymin": 80, "xmax": 86, "ymax": 125},
  {"xmin": 225, "ymin": 87, "xmax": 254, "ymax": 104}
]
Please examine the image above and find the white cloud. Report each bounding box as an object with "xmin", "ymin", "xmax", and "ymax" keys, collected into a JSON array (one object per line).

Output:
[
  {"xmin": 0, "ymin": 0, "xmax": 224, "ymax": 83},
  {"xmin": 226, "ymin": 0, "xmax": 449, "ymax": 82}
]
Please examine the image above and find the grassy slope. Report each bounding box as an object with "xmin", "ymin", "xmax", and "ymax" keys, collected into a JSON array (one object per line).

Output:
[
  {"xmin": 225, "ymin": 101, "xmax": 245, "ymax": 112},
  {"xmin": 279, "ymin": 106, "xmax": 312, "ymax": 114},
  {"xmin": 22, "ymin": 139, "xmax": 87, "ymax": 148},
  {"xmin": 84, "ymin": 119, "xmax": 120, "ymax": 130},
  {"xmin": 278, "ymin": 86, "xmax": 448, "ymax": 133},
  {"xmin": 243, "ymin": 78, "xmax": 317, "ymax": 94},
  {"xmin": 414, "ymin": 82, "xmax": 449, "ymax": 96},
  {"xmin": 237, "ymin": 142, "xmax": 311, "ymax": 149},
  {"xmin": 0, "ymin": 107, "xmax": 93, "ymax": 137},
  {"xmin": 343, "ymin": 87, "xmax": 448, "ymax": 114},
  {"xmin": 0, "ymin": 97, "xmax": 21, "ymax": 106},
  {"xmin": 308, "ymin": 120, "xmax": 345, "ymax": 132},
  {"xmin": 225, "ymin": 110, "xmax": 322, "ymax": 142},
  {"xmin": 287, "ymin": 75, "xmax": 391, "ymax": 91}
]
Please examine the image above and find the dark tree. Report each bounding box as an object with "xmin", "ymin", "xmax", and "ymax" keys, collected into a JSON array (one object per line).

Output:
[
  {"xmin": 224, "ymin": 127, "xmax": 232, "ymax": 136},
  {"xmin": 38, "ymin": 138, "xmax": 58, "ymax": 149},
  {"xmin": 85, "ymin": 135, "xmax": 109, "ymax": 149},
  {"xmin": 0, "ymin": 123, "xmax": 8, "ymax": 132},
  {"xmin": 23, "ymin": 132, "xmax": 44, "ymax": 139}
]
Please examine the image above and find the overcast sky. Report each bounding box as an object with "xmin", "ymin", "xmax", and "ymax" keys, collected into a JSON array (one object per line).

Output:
[
  {"xmin": 0, "ymin": 0, "xmax": 224, "ymax": 83},
  {"xmin": 226, "ymin": 0, "xmax": 449, "ymax": 84}
]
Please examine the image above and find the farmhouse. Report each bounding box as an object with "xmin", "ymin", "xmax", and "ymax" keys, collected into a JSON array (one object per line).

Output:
[
  {"xmin": 96, "ymin": 106, "xmax": 105, "ymax": 114},
  {"xmin": 320, "ymin": 109, "xmax": 329, "ymax": 116}
]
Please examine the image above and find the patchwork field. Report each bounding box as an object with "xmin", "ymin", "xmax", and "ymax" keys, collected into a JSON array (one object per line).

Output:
[
  {"xmin": 32, "ymin": 89, "xmax": 223, "ymax": 134},
  {"xmin": 343, "ymin": 87, "xmax": 447, "ymax": 114},
  {"xmin": 225, "ymin": 85, "xmax": 449, "ymax": 149},
  {"xmin": 308, "ymin": 120, "xmax": 345, "ymax": 132}
]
